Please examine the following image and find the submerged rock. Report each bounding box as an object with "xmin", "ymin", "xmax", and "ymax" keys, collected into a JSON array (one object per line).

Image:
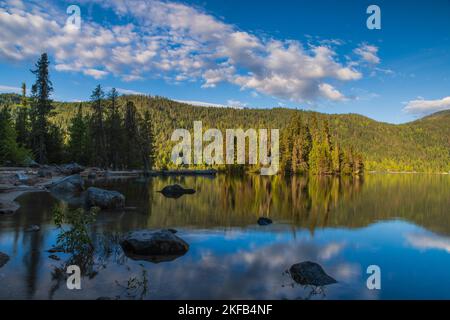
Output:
[
  {"xmin": 26, "ymin": 225, "xmax": 40, "ymax": 232},
  {"xmin": 257, "ymin": 217, "xmax": 273, "ymax": 226},
  {"xmin": 121, "ymin": 229, "xmax": 189, "ymax": 263},
  {"xmin": 0, "ymin": 252, "xmax": 9, "ymax": 268},
  {"xmin": 0, "ymin": 201, "xmax": 19, "ymax": 215},
  {"xmin": 58, "ymin": 163, "xmax": 85, "ymax": 175},
  {"xmin": 86, "ymin": 187, "xmax": 125, "ymax": 210},
  {"xmin": 47, "ymin": 246, "xmax": 65, "ymax": 253},
  {"xmin": 158, "ymin": 184, "xmax": 195, "ymax": 199},
  {"xmin": 289, "ymin": 261, "xmax": 337, "ymax": 287}
]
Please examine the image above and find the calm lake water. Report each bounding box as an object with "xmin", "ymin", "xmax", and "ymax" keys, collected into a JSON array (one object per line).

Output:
[{"xmin": 1, "ymin": 174, "xmax": 450, "ymax": 300}]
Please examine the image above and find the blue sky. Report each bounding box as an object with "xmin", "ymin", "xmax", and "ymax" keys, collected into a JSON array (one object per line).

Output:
[{"xmin": 0, "ymin": 0, "xmax": 449, "ymax": 123}]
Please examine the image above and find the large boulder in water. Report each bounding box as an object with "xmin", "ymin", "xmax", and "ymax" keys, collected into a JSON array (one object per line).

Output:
[
  {"xmin": 48, "ymin": 175, "xmax": 84, "ymax": 195},
  {"xmin": 0, "ymin": 252, "xmax": 9, "ymax": 268},
  {"xmin": 121, "ymin": 229, "xmax": 189, "ymax": 263},
  {"xmin": 158, "ymin": 184, "xmax": 195, "ymax": 199},
  {"xmin": 289, "ymin": 261, "xmax": 337, "ymax": 286},
  {"xmin": 48, "ymin": 175, "xmax": 85, "ymax": 206},
  {"xmin": 86, "ymin": 187, "xmax": 125, "ymax": 210}
]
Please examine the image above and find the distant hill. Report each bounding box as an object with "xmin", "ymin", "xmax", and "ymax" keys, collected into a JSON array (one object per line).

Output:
[
  {"xmin": 1, "ymin": 93, "xmax": 449, "ymax": 172},
  {"xmin": 0, "ymin": 93, "xmax": 21, "ymax": 105}
]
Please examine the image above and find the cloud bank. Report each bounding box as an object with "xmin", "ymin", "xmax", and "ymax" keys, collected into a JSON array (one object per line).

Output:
[
  {"xmin": 0, "ymin": 0, "xmax": 381, "ymax": 103},
  {"xmin": 403, "ymin": 96, "xmax": 450, "ymax": 114}
]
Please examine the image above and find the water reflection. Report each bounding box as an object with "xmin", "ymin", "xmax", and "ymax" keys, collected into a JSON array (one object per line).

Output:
[{"xmin": 0, "ymin": 174, "xmax": 449, "ymax": 299}]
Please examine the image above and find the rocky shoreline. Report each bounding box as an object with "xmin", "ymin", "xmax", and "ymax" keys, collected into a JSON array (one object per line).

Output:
[{"xmin": 0, "ymin": 164, "xmax": 216, "ymax": 215}]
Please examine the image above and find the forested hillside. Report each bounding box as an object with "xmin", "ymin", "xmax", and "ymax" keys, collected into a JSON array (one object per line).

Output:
[{"xmin": 1, "ymin": 92, "xmax": 449, "ymax": 172}]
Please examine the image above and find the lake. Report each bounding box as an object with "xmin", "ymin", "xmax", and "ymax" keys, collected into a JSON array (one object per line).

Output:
[{"xmin": 0, "ymin": 173, "xmax": 449, "ymax": 299}]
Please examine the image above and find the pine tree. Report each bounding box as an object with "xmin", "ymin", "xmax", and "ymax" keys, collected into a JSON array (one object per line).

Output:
[
  {"xmin": 67, "ymin": 104, "xmax": 89, "ymax": 165},
  {"xmin": 331, "ymin": 141, "xmax": 341, "ymax": 174},
  {"xmin": 124, "ymin": 101, "xmax": 141, "ymax": 168},
  {"xmin": 138, "ymin": 109, "xmax": 155, "ymax": 175},
  {"xmin": 105, "ymin": 88, "xmax": 122, "ymax": 170},
  {"xmin": 291, "ymin": 120, "xmax": 312, "ymax": 174},
  {"xmin": 46, "ymin": 124, "xmax": 64, "ymax": 164},
  {"xmin": 15, "ymin": 82, "xmax": 30, "ymax": 149},
  {"xmin": 89, "ymin": 85, "xmax": 108, "ymax": 167},
  {"xmin": 30, "ymin": 53, "xmax": 53, "ymax": 164},
  {"xmin": 318, "ymin": 120, "xmax": 332, "ymax": 174},
  {"xmin": 280, "ymin": 126, "xmax": 293, "ymax": 174},
  {"xmin": 308, "ymin": 135, "xmax": 321, "ymax": 175},
  {"xmin": 15, "ymin": 108, "xmax": 30, "ymax": 149},
  {"xmin": 21, "ymin": 82, "xmax": 27, "ymax": 107},
  {"xmin": 353, "ymin": 152, "xmax": 364, "ymax": 175},
  {"xmin": 341, "ymin": 148, "xmax": 354, "ymax": 175}
]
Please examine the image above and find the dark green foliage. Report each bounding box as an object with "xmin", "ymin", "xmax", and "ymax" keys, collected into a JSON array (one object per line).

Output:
[
  {"xmin": 53, "ymin": 205, "xmax": 98, "ymax": 254},
  {"xmin": 282, "ymin": 115, "xmax": 362, "ymax": 175},
  {"xmin": 138, "ymin": 109, "xmax": 155, "ymax": 174},
  {"xmin": 281, "ymin": 114, "xmax": 312, "ymax": 174},
  {"xmin": 46, "ymin": 124, "xmax": 65, "ymax": 164},
  {"xmin": 0, "ymin": 106, "xmax": 30, "ymax": 165},
  {"xmin": 67, "ymin": 104, "xmax": 90, "ymax": 165},
  {"xmin": 15, "ymin": 105, "xmax": 30, "ymax": 148}
]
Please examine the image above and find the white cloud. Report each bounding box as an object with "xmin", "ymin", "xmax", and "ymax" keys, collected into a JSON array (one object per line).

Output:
[
  {"xmin": 0, "ymin": 84, "xmax": 21, "ymax": 93},
  {"xmin": 106, "ymin": 87, "xmax": 145, "ymax": 95},
  {"xmin": 227, "ymin": 100, "xmax": 247, "ymax": 108},
  {"xmin": 403, "ymin": 96, "xmax": 450, "ymax": 114},
  {"xmin": 319, "ymin": 83, "xmax": 347, "ymax": 101},
  {"xmin": 354, "ymin": 43, "xmax": 380, "ymax": 64},
  {"xmin": 83, "ymin": 68, "xmax": 109, "ymax": 79},
  {"xmin": 174, "ymin": 99, "xmax": 227, "ymax": 108},
  {"xmin": 0, "ymin": 0, "xmax": 376, "ymax": 103},
  {"xmin": 174, "ymin": 99, "xmax": 245, "ymax": 109}
]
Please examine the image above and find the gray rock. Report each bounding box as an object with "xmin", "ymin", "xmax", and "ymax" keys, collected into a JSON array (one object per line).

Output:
[
  {"xmin": 48, "ymin": 175, "xmax": 85, "ymax": 206},
  {"xmin": 0, "ymin": 202, "xmax": 19, "ymax": 215},
  {"xmin": 121, "ymin": 229, "xmax": 189, "ymax": 263},
  {"xmin": 158, "ymin": 184, "xmax": 195, "ymax": 199},
  {"xmin": 0, "ymin": 252, "xmax": 9, "ymax": 268},
  {"xmin": 289, "ymin": 261, "xmax": 337, "ymax": 287},
  {"xmin": 257, "ymin": 217, "xmax": 273, "ymax": 226},
  {"xmin": 86, "ymin": 187, "xmax": 125, "ymax": 209},
  {"xmin": 48, "ymin": 175, "xmax": 84, "ymax": 194},
  {"xmin": 59, "ymin": 163, "xmax": 85, "ymax": 175}
]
